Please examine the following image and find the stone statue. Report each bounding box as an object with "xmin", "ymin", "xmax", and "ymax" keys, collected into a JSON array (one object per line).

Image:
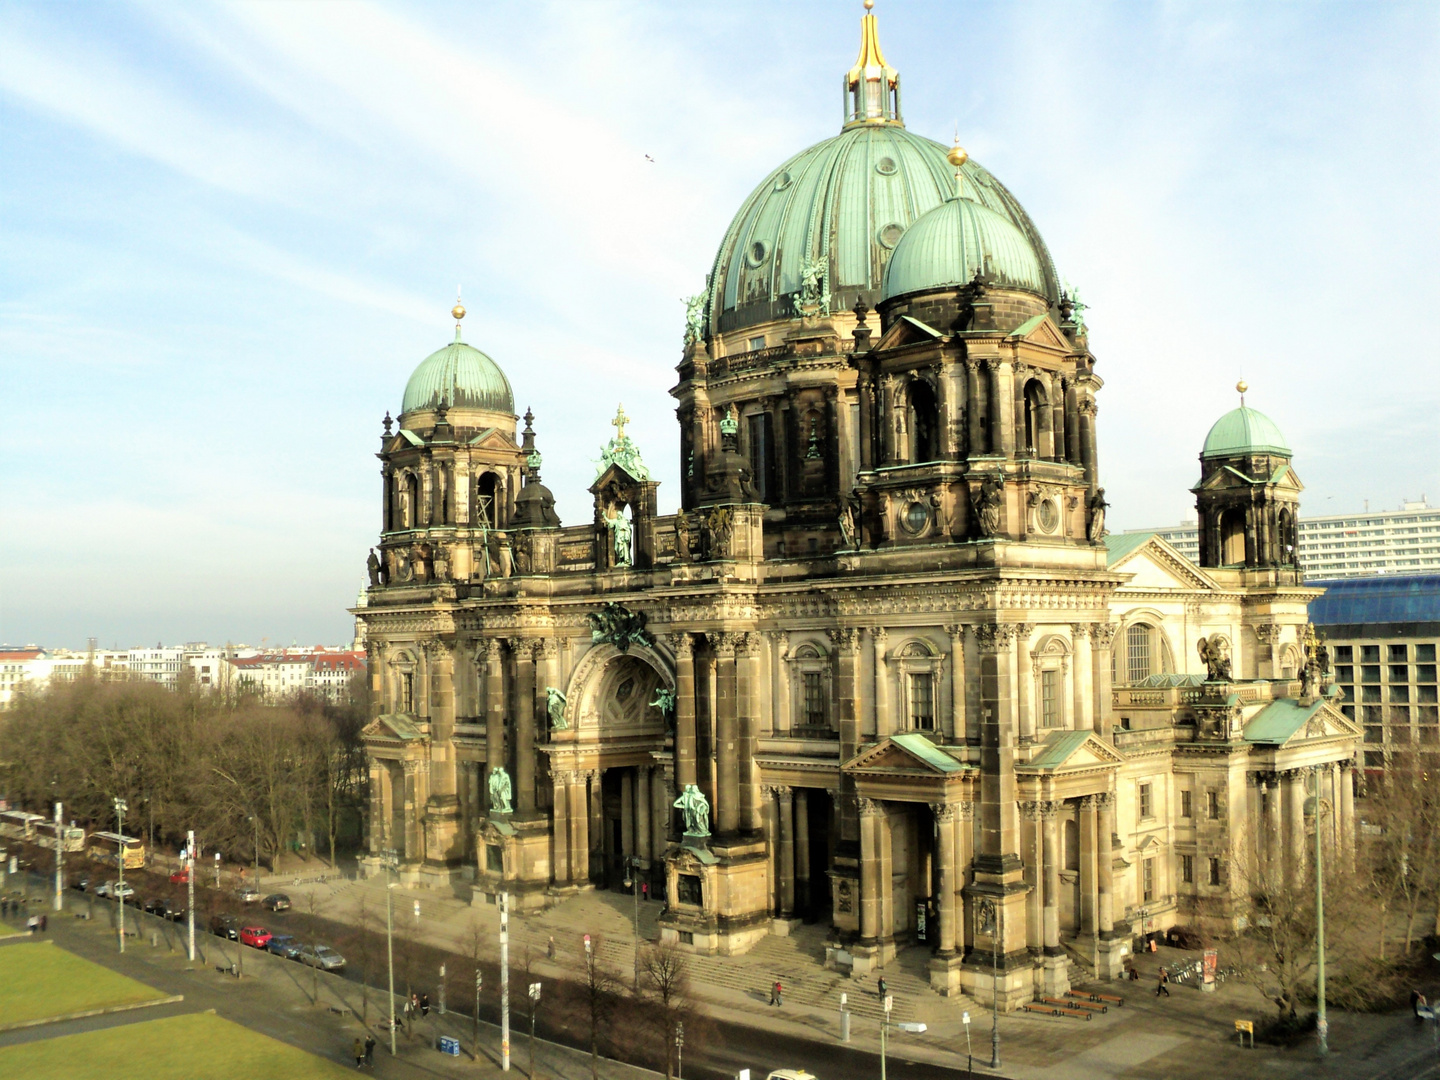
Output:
[
  {"xmin": 1086, "ymin": 488, "xmax": 1109, "ymax": 542},
  {"xmin": 514, "ymin": 538, "xmax": 531, "ymax": 575},
  {"xmin": 495, "ymin": 532, "xmax": 513, "ymax": 578},
  {"xmin": 597, "ymin": 404, "xmax": 652, "ymax": 482},
  {"xmin": 608, "ymin": 511, "xmax": 633, "ymax": 568},
  {"xmin": 366, "ymin": 549, "xmax": 381, "ymax": 587},
  {"xmin": 544, "ymin": 686, "xmax": 568, "ymax": 730},
  {"xmin": 683, "ymin": 293, "xmax": 706, "ymax": 346},
  {"xmin": 972, "ymin": 477, "xmax": 1003, "ymax": 538},
  {"xmin": 650, "ymin": 687, "xmax": 676, "ymax": 728},
  {"xmin": 587, "ymin": 601, "xmax": 653, "ymax": 652},
  {"xmin": 1197, "ymin": 634, "xmax": 1232, "ymax": 683},
  {"xmin": 706, "ymin": 506, "xmax": 734, "ymax": 558},
  {"xmin": 1302, "ymin": 623, "xmax": 1330, "ymax": 698},
  {"xmin": 488, "ymin": 767, "xmax": 513, "ymax": 815},
  {"xmin": 432, "ymin": 544, "xmax": 450, "ymax": 582},
  {"xmin": 673, "ymin": 783, "xmax": 710, "ymax": 838},
  {"xmin": 792, "ymin": 257, "xmax": 831, "ymax": 318},
  {"xmin": 838, "ymin": 495, "xmax": 860, "ymax": 550},
  {"xmin": 673, "ymin": 514, "xmax": 693, "ymax": 561}
]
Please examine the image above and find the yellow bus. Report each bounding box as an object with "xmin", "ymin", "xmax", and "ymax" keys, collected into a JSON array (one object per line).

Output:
[
  {"xmin": 87, "ymin": 831, "xmax": 146, "ymax": 870},
  {"xmin": 0, "ymin": 809, "xmax": 44, "ymax": 843}
]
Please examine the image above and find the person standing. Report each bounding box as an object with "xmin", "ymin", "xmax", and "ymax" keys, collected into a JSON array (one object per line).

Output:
[
  {"xmin": 770, "ymin": 980, "xmax": 783, "ymax": 1007},
  {"xmin": 1156, "ymin": 969, "xmax": 1170, "ymax": 997},
  {"xmin": 353, "ymin": 1036, "xmax": 365, "ymax": 1067},
  {"xmin": 363, "ymin": 1034, "xmax": 376, "ymax": 1067},
  {"xmin": 877, "ymin": 976, "xmax": 887, "ymax": 999}
]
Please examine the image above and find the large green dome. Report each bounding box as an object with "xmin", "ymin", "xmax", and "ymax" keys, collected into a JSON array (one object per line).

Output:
[
  {"xmin": 401, "ymin": 335, "xmax": 514, "ymax": 416},
  {"xmin": 705, "ymin": 125, "xmax": 1060, "ymax": 338},
  {"xmin": 1201, "ymin": 405, "xmax": 1291, "ymax": 460},
  {"xmin": 881, "ymin": 195, "xmax": 1049, "ymax": 301}
]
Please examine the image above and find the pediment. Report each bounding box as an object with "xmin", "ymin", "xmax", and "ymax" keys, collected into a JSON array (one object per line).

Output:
[
  {"xmin": 1110, "ymin": 535, "xmax": 1216, "ymax": 592},
  {"xmin": 1009, "ymin": 313, "xmax": 1071, "ymax": 354},
  {"xmin": 1019, "ymin": 729, "xmax": 1126, "ymax": 773},
  {"xmin": 1243, "ymin": 699, "xmax": 1360, "ymax": 747},
  {"xmin": 590, "ymin": 462, "xmax": 648, "ymax": 493},
  {"xmin": 843, "ymin": 733, "xmax": 969, "ymax": 776},
  {"xmin": 362, "ymin": 713, "xmax": 427, "ymax": 742},
  {"xmin": 467, "ymin": 427, "xmax": 516, "ymax": 451},
  {"xmin": 876, "ymin": 315, "xmax": 944, "ymax": 351}
]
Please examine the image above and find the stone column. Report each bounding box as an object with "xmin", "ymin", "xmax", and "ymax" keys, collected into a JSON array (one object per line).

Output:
[
  {"xmin": 872, "ymin": 628, "xmax": 889, "ymax": 738},
  {"xmin": 1096, "ymin": 791, "xmax": 1115, "ymax": 937},
  {"xmin": 763, "ymin": 786, "xmax": 779, "ymax": 914},
  {"xmin": 976, "ymin": 624, "xmax": 1021, "ymax": 869},
  {"xmin": 933, "ymin": 803, "xmax": 957, "ymax": 955},
  {"xmin": 1340, "ymin": 761, "xmax": 1356, "ymax": 868},
  {"xmin": 858, "ymin": 372, "xmax": 875, "ymax": 471},
  {"xmin": 957, "ymin": 802, "xmax": 975, "ymax": 954},
  {"xmin": 483, "ymin": 640, "xmax": 506, "ymax": 801},
  {"xmin": 1328, "ymin": 761, "xmax": 1342, "ymax": 856},
  {"xmin": 368, "ymin": 762, "xmax": 384, "ymax": 855},
  {"xmin": 569, "ymin": 773, "xmax": 590, "ymax": 887},
  {"xmin": 1071, "ymin": 625, "xmax": 1092, "ymax": 733},
  {"xmin": 777, "ymin": 786, "xmax": 796, "ymax": 919},
  {"xmin": 1079, "ymin": 396, "xmax": 1098, "ymax": 489},
  {"xmin": 1050, "ymin": 376, "xmax": 1065, "ymax": 462},
  {"xmin": 997, "ymin": 359, "xmax": 1017, "ymax": 456},
  {"xmin": 833, "ymin": 628, "xmax": 863, "ymax": 848},
  {"xmin": 965, "ymin": 360, "xmax": 984, "ymax": 455},
  {"xmin": 1042, "ymin": 802, "xmax": 1061, "ymax": 952},
  {"xmin": 770, "ymin": 632, "xmax": 791, "ymax": 735},
  {"xmin": 636, "ymin": 766, "xmax": 652, "ymax": 866},
  {"xmin": 671, "ymin": 634, "xmax": 697, "ymax": 792},
  {"xmin": 1015, "ymin": 624, "xmax": 1035, "ymax": 743},
  {"xmin": 1287, "ymin": 770, "xmax": 1306, "ymax": 886},
  {"xmin": 1091, "ymin": 624, "xmax": 1116, "ymax": 737},
  {"xmin": 739, "ymin": 634, "xmax": 763, "ymax": 834},
  {"xmin": 1023, "ymin": 802, "xmax": 1043, "ymax": 952},
  {"xmin": 986, "ymin": 360, "xmax": 1004, "ymax": 455},
  {"xmin": 621, "ymin": 770, "xmax": 635, "ymax": 861},
  {"xmin": 946, "ymin": 625, "xmax": 966, "ymax": 742},
  {"xmin": 795, "ymin": 789, "xmax": 812, "ymax": 914},
  {"xmin": 512, "ymin": 640, "xmax": 537, "ymax": 816},
  {"xmin": 714, "ymin": 634, "xmax": 740, "ymax": 836},
  {"xmin": 1063, "ymin": 376, "xmax": 1080, "ymax": 464},
  {"xmin": 1079, "ymin": 795, "xmax": 1097, "ymax": 936},
  {"xmin": 859, "ymin": 798, "xmax": 882, "ymax": 945},
  {"xmin": 1263, "ymin": 774, "xmax": 1282, "ymax": 892},
  {"xmin": 588, "ymin": 769, "xmax": 603, "ymax": 884},
  {"xmin": 402, "ymin": 759, "xmax": 423, "ymax": 862},
  {"xmin": 551, "ymin": 769, "xmax": 571, "ymax": 885}
]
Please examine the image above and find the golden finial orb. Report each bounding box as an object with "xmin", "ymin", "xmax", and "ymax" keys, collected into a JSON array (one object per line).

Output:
[
  {"xmin": 864, "ymin": 0, "xmax": 874, "ymax": 10},
  {"xmin": 452, "ymin": 301, "xmax": 466, "ymax": 322},
  {"xmin": 947, "ymin": 136, "xmax": 968, "ymax": 169},
  {"xmin": 1236, "ymin": 379, "xmax": 1248, "ymax": 395}
]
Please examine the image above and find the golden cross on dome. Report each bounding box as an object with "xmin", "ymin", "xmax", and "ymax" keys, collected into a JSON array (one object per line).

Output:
[{"xmin": 612, "ymin": 404, "xmax": 630, "ymax": 439}]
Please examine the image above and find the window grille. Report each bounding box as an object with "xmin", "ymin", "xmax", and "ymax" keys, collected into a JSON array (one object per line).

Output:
[
  {"xmin": 1126, "ymin": 624, "xmax": 1151, "ymax": 684},
  {"xmin": 803, "ymin": 672, "xmax": 826, "ymax": 728},
  {"xmin": 1041, "ymin": 669, "xmax": 1060, "ymax": 728},
  {"xmin": 910, "ymin": 673, "xmax": 935, "ymax": 730}
]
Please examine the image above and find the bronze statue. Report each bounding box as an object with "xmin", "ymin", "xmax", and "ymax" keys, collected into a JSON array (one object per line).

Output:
[
  {"xmin": 366, "ymin": 549, "xmax": 381, "ymax": 587},
  {"xmin": 1086, "ymin": 488, "xmax": 1109, "ymax": 542},
  {"xmin": 1197, "ymin": 634, "xmax": 1232, "ymax": 682},
  {"xmin": 972, "ymin": 477, "xmax": 1002, "ymax": 538}
]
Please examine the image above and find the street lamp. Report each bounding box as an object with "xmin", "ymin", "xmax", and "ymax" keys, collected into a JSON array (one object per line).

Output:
[
  {"xmin": 113, "ymin": 798, "xmax": 128, "ymax": 953},
  {"xmin": 527, "ymin": 981, "xmax": 542, "ymax": 1079},
  {"xmin": 1306, "ymin": 768, "xmax": 1329, "ymax": 1056},
  {"xmin": 880, "ymin": 998, "xmax": 927, "ymax": 1080},
  {"xmin": 675, "ymin": 1021, "xmax": 684, "ymax": 1080},
  {"xmin": 622, "ymin": 855, "xmax": 641, "ymax": 988},
  {"xmin": 978, "ymin": 897, "xmax": 1002, "ymax": 1070},
  {"xmin": 381, "ymin": 848, "xmax": 400, "ymax": 1058}
]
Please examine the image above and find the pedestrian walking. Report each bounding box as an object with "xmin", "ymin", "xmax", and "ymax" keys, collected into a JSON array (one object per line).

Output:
[
  {"xmin": 548, "ymin": 935, "xmax": 556, "ymax": 960},
  {"xmin": 641, "ymin": 881, "xmax": 650, "ymax": 902},
  {"xmin": 39, "ymin": 914, "xmax": 46, "ymax": 932},
  {"xmin": 420, "ymin": 992, "xmax": 431, "ymax": 1017},
  {"xmin": 770, "ymin": 980, "xmax": 783, "ymax": 1007},
  {"xmin": 1156, "ymin": 969, "xmax": 1170, "ymax": 997},
  {"xmin": 353, "ymin": 1036, "xmax": 365, "ymax": 1067},
  {"xmin": 877, "ymin": 976, "xmax": 887, "ymax": 999},
  {"xmin": 363, "ymin": 1034, "xmax": 376, "ymax": 1067}
]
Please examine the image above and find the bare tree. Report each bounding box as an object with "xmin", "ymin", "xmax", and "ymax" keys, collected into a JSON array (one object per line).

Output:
[
  {"xmin": 639, "ymin": 943, "xmax": 697, "ymax": 1080},
  {"xmin": 464, "ymin": 917, "xmax": 488, "ymax": 1059},
  {"xmin": 579, "ymin": 935, "xmax": 621, "ymax": 1080},
  {"xmin": 1360, "ymin": 755, "xmax": 1440, "ymax": 956}
]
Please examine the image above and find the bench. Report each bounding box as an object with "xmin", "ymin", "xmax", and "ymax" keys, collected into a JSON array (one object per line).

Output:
[
  {"xmin": 1060, "ymin": 993, "xmax": 1109, "ymax": 1013},
  {"xmin": 1023, "ymin": 1002, "xmax": 1062, "ymax": 1017},
  {"xmin": 1038, "ymin": 998, "xmax": 1093, "ymax": 1020},
  {"xmin": 1087, "ymin": 990, "xmax": 1124, "ymax": 1006}
]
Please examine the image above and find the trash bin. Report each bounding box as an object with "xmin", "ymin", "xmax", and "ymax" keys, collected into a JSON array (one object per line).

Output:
[{"xmin": 438, "ymin": 1036, "xmax": 460, "ymax": 1056}]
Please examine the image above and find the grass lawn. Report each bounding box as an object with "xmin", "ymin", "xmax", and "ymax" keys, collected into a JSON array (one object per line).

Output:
[
  {"xmin": 0, "ymin": 1011, "xmax": 356, "ymax": 1078},
  {"xmin": 0, "ymin": 942, "xmax": 168, "ymax": 1025}
]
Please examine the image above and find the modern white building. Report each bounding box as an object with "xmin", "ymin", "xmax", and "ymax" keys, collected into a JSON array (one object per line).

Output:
[{"xmin": 1131, "ymin": 498, "xmax": 1440, "ymax": 580}]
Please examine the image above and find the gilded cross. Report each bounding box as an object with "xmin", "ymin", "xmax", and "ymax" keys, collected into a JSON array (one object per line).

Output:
[{"xmin": 611, "ymin": 404, "xmax": 630, "ymax": 440}]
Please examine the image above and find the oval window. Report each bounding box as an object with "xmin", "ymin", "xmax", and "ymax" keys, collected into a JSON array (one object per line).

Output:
[
  {"xmin": 746, "ymin": 240, "xmax": 770, "ymax": 268},
  {"xmin": 904, "ymin": 502, "xmax": 929, "ymax": 534},
  {"xmin": 876, "ymin": 157, "xmax": 898, "ymax": 176},
  {"xmin": 878, "ymin": 222, "xmax": 904, "ymax": 249},
  {"xmin": 1037, "ymin": 498, "xmax": 1059, "ymax": 533},
  {"xmin": 773, "ymin": 170, "xmax": 793, "ymax": 191}
]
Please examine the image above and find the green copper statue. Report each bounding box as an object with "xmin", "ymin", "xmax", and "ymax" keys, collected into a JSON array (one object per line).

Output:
[
  {"xmin": 488, "ymin": 767, "xmax": 513, "ymax": 815},
  {"xmin": 545, "ymin": 686, "xmax": 568, "ymax": 730},
  {"xmin": 673, "ymin": 783, "xmax": 710, "ymax": 838}
]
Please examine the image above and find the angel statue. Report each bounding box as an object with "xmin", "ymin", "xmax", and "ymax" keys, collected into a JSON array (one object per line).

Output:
[
  {"xmin": 673, "ymin": 783, "xmax": 711, "ymax": 838},
  {"xmin": 545, "ymin": 686, "xmax": 568, "ymax": 731},
  {"xmin": 650, "ymin": 687, "xmax": 677, "ymax": 728},
  {"xmin": 487, "ymin": 766, "xmax": 513, "ymax": 815},
  {"xmin": 1197, "ymin": 634, "xmax": 1232, "ymax": 683}
]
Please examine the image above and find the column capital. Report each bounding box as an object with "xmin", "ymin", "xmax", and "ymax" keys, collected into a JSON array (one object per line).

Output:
[
  {"xmin": 1019, "ymin": 800, "xmax": 1042, "ymax": 821},
  {"xmin": 711, "ymin": 632, "xmax": 739, "ymax": 657},
  {"xmin": 958, "ymin": 800, "xmax": 976, "ymax": 820},
  {"xmin": 826, "ymin": 627, "xmax": 863, "ymax": 654},
  {"xmin": 931, "ymin": 802, "xmax": 957, "ymax": 824},
  {"xmin": 535, "ymin": 637, "xmax": 558, "ymax": 661},
  {"xmin": 1040, "ymin": 800, "xmax": 1062, "ymax": 820},
  {"xmin": 1068, "ymin": 623, "xmax": 1090, "ymax": 641},
  {"xmin": 1094, "ymin": 791, "xmax": 1114, "ymax": 811},
  {"xmin": 768, "ymin": 784, "xmax": 793, "ymax": 798},
  {"xmin": 974, "ymin": 623, "xmax": 1019, "ymax": 652},
  {"xmin": 944, "ymin": 623, "xmax": 966, "ymax": 640},
  {"xmin": 1090, "ymin": 623, "xmax": 1117, "ymax": 648},
  {"xmin": 667, "ymin": 632, "xmax": 694, "ymax": 660},
  {"xmin": 1079, "ymin": 794, "xmax": 1096, "ymax": 810},
  {"xmin": 858, "ymin": 797, "xmax": 884, "ymax": 818},
  {"xmin": 871, "ymin": 626, "xmax": 889, "ymax": 647}
]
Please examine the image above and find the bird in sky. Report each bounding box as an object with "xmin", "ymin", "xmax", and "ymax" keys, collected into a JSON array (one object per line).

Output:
[{"xmin": 645, "ymin": 154, "xmax": 655, "ymax": 163}]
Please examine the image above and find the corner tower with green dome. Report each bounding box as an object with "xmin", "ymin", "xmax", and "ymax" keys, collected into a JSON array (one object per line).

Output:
[{"xmin": 1193, "ymin": 382, "xmax": 1303, "ymax": 575}]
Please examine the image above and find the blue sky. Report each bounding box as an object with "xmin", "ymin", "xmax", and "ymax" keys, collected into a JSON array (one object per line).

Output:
[{"xmin": 2, "ymin": 0, "xmax": 1436, "ymax": 649}]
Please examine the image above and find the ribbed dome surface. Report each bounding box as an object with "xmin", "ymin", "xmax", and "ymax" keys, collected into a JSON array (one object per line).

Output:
[
  {"xmin": 882, "ymin": 196, "xmax": 1048, "ymax": 300},
  {"xmin": 705, "ymin": 125, "xmax": 1059, "ymax": 337},
  {"xmin": 1201, "ymin": 406, "xmax": 1291, "ymax": 459},
  {"xmin": 401, "ymin": 338, "xmax": 514, "ymax": 416}
]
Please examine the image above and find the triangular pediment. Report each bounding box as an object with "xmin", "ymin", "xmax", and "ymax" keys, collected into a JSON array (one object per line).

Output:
[
  {"xmin": 843, "ymin": 733, "xmax": 970, "ymax": 776},
  {"xmin": 1009, "ymin": 313, "xmax": 1071, "ymax": 354},
  {"xmin": 1019, "ymin": 729, "xmax": 1126, "ymax": 773},
  {"xmin": 590, "ymin": 462, "xmax": 649, "ymax": 494},
  {"xmin": 467, "ymin": 427, "xmax": 516, "ymax": 451},
  {"xmin": 1108, "ymin": 534, "xmax": 1216, "ymax": 592},
  {"xmin": 876, "ymin": 315, "xmax": 944, "ymax": 351},
  {"xmin": 1243, "ymin": 698, "xmax": 1360, "ymax": 747},
  {"xmin": 362, "ymin": 713, "xmax": 427, "ymax": 742}
]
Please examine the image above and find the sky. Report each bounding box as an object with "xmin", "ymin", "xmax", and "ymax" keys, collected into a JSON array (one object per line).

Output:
[{"xmin": 1, "ymin": 0, "xmax": 1436, "ymax": 650}]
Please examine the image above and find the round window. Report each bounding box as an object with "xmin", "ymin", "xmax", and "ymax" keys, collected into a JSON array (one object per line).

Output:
[
  {"xmin": 878, "ymin": 222, "xmax": 904, "ymax": 249},
  {"xmin": 875, "ymin": 157, "xmax": 898, "ymax": 176},
  {"xmin": 903, "ymin": 502, "xmax": 929, "ymax": 534},
  {"xmin": 1036, "ymin": 498, "xmax": 1059, "ymax": 533},
  {"xmin": 773, "ymin": 170, "xmax": 792, "ymax": 191},
  {"xmin": 746, "ymin": 240, "xmax": 769, "ymax": 267}
]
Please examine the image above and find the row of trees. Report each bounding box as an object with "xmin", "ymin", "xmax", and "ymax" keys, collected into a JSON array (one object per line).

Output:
[{"xmin": 0, "ymin": 675, "xmax": 368, "ymax": 868}]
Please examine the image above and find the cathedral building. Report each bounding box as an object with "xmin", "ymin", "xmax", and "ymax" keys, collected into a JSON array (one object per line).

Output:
[{"xmin": 357, "ymin": 5, "xmax": 1358, "ymax": 1007}]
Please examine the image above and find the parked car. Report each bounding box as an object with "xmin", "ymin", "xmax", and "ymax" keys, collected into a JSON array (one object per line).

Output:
[
  {"xmin": 209, "ymin": 913, "xmax": 239, "ymax": 939},
  {"xmin": 767, "ymin": 1072, "xmax": 817, "ymax": 1080},
  {"xmin": 266, "ymin": 933, "xmax": 301, "ymax": 959},
  {"xmin": 237, "ymin": 885, "xmax": 261, "ymax": 904},
  {"xmin": 94, "ymin": 881, "xmax": 135, "ymax": 901},
  {"xmin": 144, "ymin": 897, "xmax": 176, "ymax": 918},
  {"xmin": 70, "ymin": 876, "xmax": 91, "ymax": 892},
  {"xmin": 239, "ymin": 926, "xmax": 272, "ymax": 949},
  {"xmin": 169, "ymin": 869, "xmax": 191, "ymax": 884},
  {"xmin": 297, "ymin": 944, "xmax": 346, "ymax": 971},
  {"xmin": 262, "ymin": 893, "xmax": 290, "ymax": 912}
]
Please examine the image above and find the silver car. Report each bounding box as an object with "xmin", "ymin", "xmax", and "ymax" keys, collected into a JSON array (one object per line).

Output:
[{"xmin": 297, "ymin": 944, "xmax": 346, "ymax": 971}]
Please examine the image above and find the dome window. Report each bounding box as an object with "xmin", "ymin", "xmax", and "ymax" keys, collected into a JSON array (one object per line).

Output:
[
  {"xmin": 746, "ymin": 240, "xmax": 770, "ymax": 268},
  {"xmin": 877, "ymin": 222, "xmax": 904, "ymax": 249},
  {"xmin": 902, "ymin": 501, "xmax": 930, "ymax": 534},
  {"xmin": 773, "ymin": 170, "xmax": 793, "ymax": 192},
  {"xmin": 875, "ymin": 156, "xmax": 898, "ymax": 176}
]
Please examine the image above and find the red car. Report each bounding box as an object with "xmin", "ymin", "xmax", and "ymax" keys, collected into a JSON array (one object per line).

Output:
[
  {"xmin": 169, "ymin": 869, "xmax": 191, "ymax": 884},
  {"xmin": 239, "ymin": 926, "xmax": 272, "ymax": 948}
]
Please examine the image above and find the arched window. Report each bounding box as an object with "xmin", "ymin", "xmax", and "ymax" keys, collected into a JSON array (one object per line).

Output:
[
  {"xmin": 1278, "ymin": 508, "xmax": 1295, "ymax": 564},
  {"xmin": 1023, "ymin": 380, "xmax": 1047, "ymax": 458},
  {"xmin": 1126, "ymin": 623, "xmax": 1153, "ymax": 684},
  {"xmin": 1219, "ymin": 507, "xmax": 1246, "ymax": 566},
  {"xmin": 475, "ymin": 473, "xmax": 500, "ymax": 530},
  {"xmin": 404, "ymin": 473, "xmax": 420, "ymax": 529},
  {"xmin": 908, "ymin": 379, "xmax": 939, "ymax": 463}
]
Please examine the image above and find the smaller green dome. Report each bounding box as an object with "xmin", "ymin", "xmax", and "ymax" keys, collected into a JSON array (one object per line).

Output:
[
  {"xmin": 1201, "ymin": 405, "xmax": 1291, "ymax": 460},
  {"xmin": 401, "ymin": 335, "xmax": 514, "ymax": 416},
  {"xmin": 881, "ymin": 196, "xmax": 1048, "ymax": 301}
]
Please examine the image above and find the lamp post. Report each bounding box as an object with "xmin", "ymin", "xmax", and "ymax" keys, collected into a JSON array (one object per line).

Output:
[
  {"xmin": 675, "ymin": 1021, "xmax": 684, "ymax": 1080},
  {"xmin": 527, "ymin": 981, "xmax": 541, "ymax": 1079},
  {"xmin": 113, "ymin": 798, "xmax": 127, "ymax": 953},
  {"xmin": 500, "ymin": 891, "xmax": 511, "ymax": 1072},
  {"xmin": 185, "ymin": 831, "xmax": 197, "ymax": 963},
  {"xmin": 622, "ymin": 855, "xmax": 641, "ymax": 988},
  {"xmin": 978, "ymin": 897, "xmax": 1002, "ymax": 1070},
  {"xmin": 880, "ymin": 993, "xmax": 892, "ymax": 1080},
  {"xmin": 1306, "ymin": 768, "xmax": 1329, "ymax": 1056},
  {"xmin": 52, "ymin": 801, "xmax": 64, "ymax": 913},
  {"xmin": 474, "ymin": 968, "xmax": 483, "ymax": 1060},
  {"xmin": 382, "ymin": 848, "xmax": 400, "ymax": 1057}
]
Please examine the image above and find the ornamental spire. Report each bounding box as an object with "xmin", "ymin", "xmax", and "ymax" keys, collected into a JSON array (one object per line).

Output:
[{"xmin": 844, "ymin": 0, "xmax": 902, "ymax": 127}]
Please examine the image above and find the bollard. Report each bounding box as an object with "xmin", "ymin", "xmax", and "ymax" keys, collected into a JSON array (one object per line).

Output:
[{"xmin": 840, "ymin": 993, "xmax": 850, "ymax": 1042}]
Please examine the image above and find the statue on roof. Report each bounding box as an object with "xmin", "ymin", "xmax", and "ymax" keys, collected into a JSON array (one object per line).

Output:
[
  {"xmin": 1086, "ymin": 487, "xmax": 1109, "ymax": 542},
  {"xmin": 608, "ymin": 510, "xmax": 634, "ymax": 568},
  {"xmin": 674, "ymin": 783, "xmax": 710, "ymax": 838},
  {"xmin": 972, "ymin": 476, "xmax": 1003, "ymax": 538},
  {"xmin": 545, "ymin": 686, "xmax": 568, "ymax": 731},
  {"xmin": 1197, "ymin": 634, "xmax": 1232, "ymax": 683},
  {"xmin": 367, "ymin": 549, "xmax": 381, "ymax": 588},
  {"xmin": 792, "ymin": 258, "xmax": 832, "ymax": 319},
  {"xmin": 683, "ymin": 293, "xmax": 706, "ymax": 346},
  {"xmin": 596, "ymin": 403, "xmax": 652, "ymax": 482},
  {"xmin": 488, "ymin": 767, "xmax": 513, "ymax": 815}
]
